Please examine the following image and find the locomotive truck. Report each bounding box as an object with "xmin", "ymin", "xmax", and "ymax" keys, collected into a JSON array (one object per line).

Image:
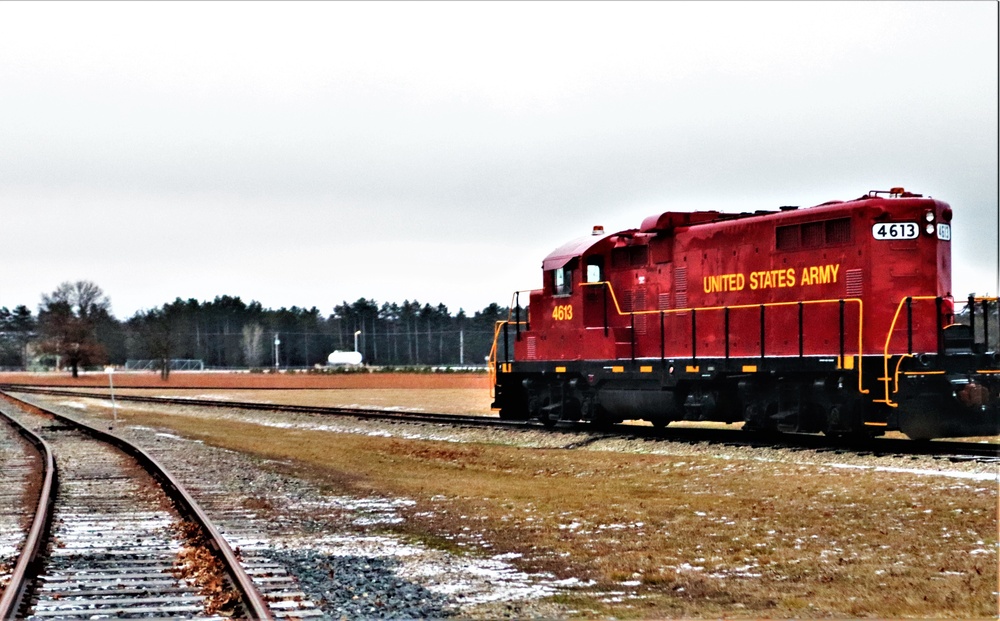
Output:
[{"xmin": 490, "ymin": 188, "xmax": 999, "ymax": 440}]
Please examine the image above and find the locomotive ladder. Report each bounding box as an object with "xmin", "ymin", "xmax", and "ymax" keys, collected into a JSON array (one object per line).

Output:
[{"xmin": 878, "ymin": 295, "xmax": 1000, "ymax": 408}]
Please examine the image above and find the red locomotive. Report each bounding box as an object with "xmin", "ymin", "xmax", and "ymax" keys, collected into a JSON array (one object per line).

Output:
[{"xmin": 490, "ymin": 188, "xmax": 999, "ymax": 439}]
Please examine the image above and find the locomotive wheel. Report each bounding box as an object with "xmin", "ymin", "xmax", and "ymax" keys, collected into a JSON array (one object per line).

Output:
[
  {"xmin": 823, "ymin": 406, "xmax": 866, "ymax": 439},
  {"xmin": 822, "ymin": 405, "xmax": 846, "ymax": 437},
  {"xmin": 898, "ymin": 404, "xmax": 940, "ymax": 441},
  {"xmin": 538, "ymin": 396, "xmax": 558, "ymax": 428},
  {"xmin": 590, "ymin": 405, "xmax": 621, "ymax": 429},
  {"xmin": 742, "ymin": 403, "xmax": 772, "ymax": 433},
  {"xmin": 498, "ymin": 402, "xmax": 528, "ymax": 420}
]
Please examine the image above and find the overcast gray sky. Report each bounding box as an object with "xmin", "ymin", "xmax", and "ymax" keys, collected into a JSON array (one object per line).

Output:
[{"xmin": 1, "ymin": 1, "xmax": 997, "ymax": 318}]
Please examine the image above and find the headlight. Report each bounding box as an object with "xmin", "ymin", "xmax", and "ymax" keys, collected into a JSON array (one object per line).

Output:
[
  {"xmin": 925, "ymin": 223, "xmax": 935, "ymax": 235},
  {"xmin": 924, "ymin": 210, "xmax": 935, "ymax": 222}
]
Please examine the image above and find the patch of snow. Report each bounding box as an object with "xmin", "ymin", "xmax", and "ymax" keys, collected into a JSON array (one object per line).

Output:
[
  {"xmin": 550, "ymin": 577, "xmax": 596, "ymax": 587},
  {"xmin": 676, "ymin": 563, "xmax": 704, "ymax": 572},
  {"xmin": 287, "ymin": 495, "xmax": 416, "ymax": 526},
  {"xmin": 826, "ymin": 462, "xmax": 999, "ymax": 482},
  {"xmin": 154, "ymin": 394, "xmax": 237, "ymax": 401},
  {"xmin": 288, "ymin": 534, "xmax": 564, "ymax": 604}
]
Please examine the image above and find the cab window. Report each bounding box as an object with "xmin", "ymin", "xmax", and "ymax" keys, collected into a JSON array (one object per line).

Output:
[
  {"xmin": 586, "ymin": 259, "xmax": 603, "ymax": 283},
  {"xmin": 552, "ymin": 267, "xmax": 573, "ymax": 296}
]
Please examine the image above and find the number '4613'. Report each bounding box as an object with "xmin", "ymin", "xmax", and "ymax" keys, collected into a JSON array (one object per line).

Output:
[
  {"xmin": 552, "ymin": 305, "xmax": 573, "ymax": 321},
  {"xmin": 871, "ymin": 222, "xmax": 918, "ymax": 240}
]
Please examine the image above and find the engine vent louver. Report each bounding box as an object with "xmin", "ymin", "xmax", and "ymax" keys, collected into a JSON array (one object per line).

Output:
[
  {"xmin": 674, "ymin": 267, "xmax": 688, "ymax": 309},
  {"xmin": 846, "ymin": 269, "xmax": 864, "ymax": 297}
]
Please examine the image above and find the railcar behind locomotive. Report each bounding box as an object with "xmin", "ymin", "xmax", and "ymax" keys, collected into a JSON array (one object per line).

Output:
[{"xmin": 490, "ymin": 188, "xmax": 999, "ymax": 440}]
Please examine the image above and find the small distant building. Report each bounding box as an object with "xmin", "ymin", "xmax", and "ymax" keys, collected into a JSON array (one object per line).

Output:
[{"xmin": 327, "ymin": 350, "xmax": 363, "ymax": 366}]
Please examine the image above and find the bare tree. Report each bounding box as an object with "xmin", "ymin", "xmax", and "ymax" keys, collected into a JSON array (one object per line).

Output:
[
  {"xmin": 37, "ymin": 281, "xmax": 112, "ymax": 377},
  {"xmin": 241, "ymin": 322, "xmax": 265, "ymax": 368}
]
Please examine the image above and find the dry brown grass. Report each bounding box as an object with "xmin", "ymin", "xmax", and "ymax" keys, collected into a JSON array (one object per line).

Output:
[
  {"xmin": 113, "ymin": 388, "xmax": 495, "ymax": 416},
  {"xmin": 58, "ymin": 397, "xmax": 999, "ymax": 619},
  {"xmin": 0, "ymin": 371, "xmax": 490, "ymax": 390}
]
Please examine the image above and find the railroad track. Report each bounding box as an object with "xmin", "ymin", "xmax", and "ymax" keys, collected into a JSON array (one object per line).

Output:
[
  {"xmin": 571, "ymin": 421, "xmax": 1000, "ymax": 462},
  {"xmin": 0, "ymin": 409, "xmax": 40, "ymax": 603},
  {"xmin": 4, "ymin": 384, "xmax": 997, "ymax": 463},
  {"xmin": 0, "ymin": 393, "xmax": 275, "ymax": 620},
  {"xmin": 0, "ymin": 385, "xmax": 524, "ymax": 429}
]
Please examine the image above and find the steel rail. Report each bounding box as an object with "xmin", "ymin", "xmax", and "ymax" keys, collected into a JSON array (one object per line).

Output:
[
  {"xmin": 0, "ymin": 392, "xmax": 274, "ymax": 620},
  {"xmin": 599, "ymin": 423, "xmax": 1000, "ymax": 461},
  {"xmin": 0, "ymin": 407, "xmax": 55, "ymax": 620},
  {"xmin": 0, "ymin": 384, "xmax": 525, "ymax": 428},
  {"xmin": 3, "ymin": 385, "xmax": 997, "ymax": 461}
]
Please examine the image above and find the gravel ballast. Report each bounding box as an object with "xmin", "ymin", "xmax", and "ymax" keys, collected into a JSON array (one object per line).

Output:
[{"xmin": 19, "ymin": 393, "xmax": 999, "ymax": 619}]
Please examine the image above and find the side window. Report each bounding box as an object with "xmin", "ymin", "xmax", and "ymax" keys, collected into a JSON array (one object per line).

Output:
[
  {"xmin": 552, "ymin": 267, "xmax": 573, "ymax": 296},
  {"xmin": 586, "ymin": 259, "xmax": 603, "ymax": 283}
]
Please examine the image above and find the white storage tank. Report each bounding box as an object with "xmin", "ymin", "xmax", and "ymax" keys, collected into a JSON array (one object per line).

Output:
[{"xmin": 327, "ymin": 350, "xmax": 363, "ymax": 366}]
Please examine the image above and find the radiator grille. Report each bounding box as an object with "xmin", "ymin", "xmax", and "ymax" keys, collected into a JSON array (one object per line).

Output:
[
  {"xmin": 621, "ymin": 289, "xmax": 634, "ymax": 312},
  {"xmin": 846, "ymin": 269, "xmax": 864, "ymax": 297},
  {"xmin": 674, "ymin": 267, "xmax": 688, "ymax": 310},
  {"xmin": 674, "ymin": 267, "xmax": 688, "ymax": 292},
  {"xmin": 634, "ymin": 290, "xmax": 647, "ymax": 335}
]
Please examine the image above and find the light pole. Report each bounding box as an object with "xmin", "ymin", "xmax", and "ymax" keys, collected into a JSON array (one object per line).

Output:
[
  {"xmin": 354, "ymin": 330, "xmax": 361, "ymax": 353},
  {"xmin": 105, "ymin": 366, "xmax": 118, "ymax": 429},
  {"xmin": 274, "ymin": 334, "xmax": 281, "ymax": 369}
]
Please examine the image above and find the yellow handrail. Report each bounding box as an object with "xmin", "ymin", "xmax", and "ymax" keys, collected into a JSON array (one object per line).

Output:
[
  {"xmin": 492, "ymin": 285, "xmax": 995, "ymax": 408},
  {"xmin": 581, "ymin": 281, "xmax": 868, "ymax": 394},
  {"xmin": 487, "ymin": 320, "xmax": 504, "ymax": 398},
  {"xmin": 488, "ymin": 319, "xmax": 528, "ymax": 398},
  {"xmin": 879, "ymin": 295, "xmax": 1000, "ymax": 407},
  {"xmin": 489, "ymin": 290, "xmax": 537, "ymax": 397},
  {"xmin": 491, "ymin": 280, "xmax": 867, "ymax": 394},
  {"xmin": 877, "ymin": 296, "xmax": 938, "ymax": 407}
]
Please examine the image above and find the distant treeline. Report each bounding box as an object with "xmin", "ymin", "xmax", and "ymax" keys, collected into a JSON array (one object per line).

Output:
[{"xmin": 0, "ymin": 281, "xmax": 510, "ymax": 373}]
